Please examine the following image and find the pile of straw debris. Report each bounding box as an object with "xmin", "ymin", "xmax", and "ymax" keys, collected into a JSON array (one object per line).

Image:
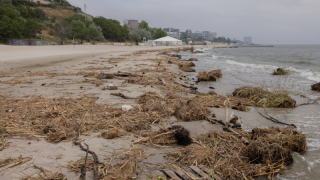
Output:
[
  {"xmin": 197, "ymin": 69, "xmax": 222, "ymax": 81},
  {"xmin": 168, "ymin": 126, "xmax": 306, "ymax": 179},
  {"xmin": 233, "ymin": 86, "xmax": 296, "ymax": 108},
  {"xmin": 311, "ymin": 82, "xmax": 320, "ymax": 91},
  {"xmin": 273, "ymin": 68, "xmax": 288, "ymax": 75}
]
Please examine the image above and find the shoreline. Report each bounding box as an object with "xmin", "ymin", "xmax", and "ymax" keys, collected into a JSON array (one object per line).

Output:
[{"xmin": 0, "ymin": 45, "xmax": 308, "ymax": 179}]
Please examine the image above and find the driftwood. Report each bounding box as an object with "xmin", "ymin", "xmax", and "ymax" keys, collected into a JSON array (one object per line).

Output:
[
  {"xmin": 80, "ymin": 143, "xmax": 89, "ymax": 180},
  {"xmin": 73, "ymin": 121, "xmax": 101, "ymax": 180},
  {"xmin": 207, "ymin": 118, "xmax": 226, "ymax": 126},
  {"xmin": 113, "ymin": 72, "xmax": 141, "ymax": 77},
  {"xmin": 258, "ymin": 109, "xmax": 296, "ymax": 128},
  {"xmin": 110, "ymin": 93, "xmax": 134, "ymax": 99},
  {"xmin": 207, "ymin": 118, "xmax": 249, "ymax": 145},
  {"xmin": 173, "ymin": 82, "xmax": 198, "ymax": 91},
  {"xmin": 296, "ymin": 96, "xmax": 320, "ymax": 107}
]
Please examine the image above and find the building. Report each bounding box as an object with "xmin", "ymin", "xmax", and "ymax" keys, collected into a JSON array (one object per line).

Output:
[
  {"xmin": 123, "ymin": 20, "xmax": 140, "ymax": 29},
  {"xmin": 244, "ymin": 36, "xmax": 252, "ymax": 44},
  {"xmin": 30, "ymin": 0, "xmax": 52, "ymax": 4},
  {"xmin": 163, "ymin": 28, "xmax": 180, "ymax": 39},
  {"xmin": 203, "ymin": 31, "xmax": 217, "ymax": 41},
  {"xmin": 191, "ymin": 31, "xmax": 217, "ymax": 41},
  {"xmin": 186, "ymin": 29, "xmax": 192, "ymax": 38},
  {"xmin": 191, "ymin": 31, "xmax": 203, "ymax": 39}
]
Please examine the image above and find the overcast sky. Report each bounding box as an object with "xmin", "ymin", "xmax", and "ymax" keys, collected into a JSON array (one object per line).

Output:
[{"xmin": 68, "ymin": 0, "xmax": 320, "ymax": 44}]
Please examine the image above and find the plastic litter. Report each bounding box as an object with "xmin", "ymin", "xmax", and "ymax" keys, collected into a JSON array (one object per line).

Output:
[{"xmin": 122, "ymin": 105, "xmax": 133, "ymax": 111}]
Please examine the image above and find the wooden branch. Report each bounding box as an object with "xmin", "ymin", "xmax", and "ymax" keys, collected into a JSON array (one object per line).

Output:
[
  {"xmin": 258, "ymin": 109, "xmax": 296, "ymax": 128},
  {"xmin": 110, "ymin": 93, "xmax": 134, "ymax": 99},
  {"xmin": 296, "ymin": 96, "xmax": 320, "ymax": 107}
]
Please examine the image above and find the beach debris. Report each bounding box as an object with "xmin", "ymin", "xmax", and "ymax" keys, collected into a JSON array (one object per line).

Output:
[
  {"xmin": 233, "ymin": 86, "xmax": 296, "ymax": 108},
  {"xmin": 251, "ymin": 126, "xmax": 307, "ymax": 153},
  {"xmin": 21, "ymin": 169, "xmax": 67, "ymax": 180},
  {"xmin": 0, "ymin": 138, "xmax": 10, "ymax": 151},
  {"xmin": 122, "ymin": 105, "xmax": 133, "ymax": 111},
  {"xmin": 179, "ymin": 66, "xmax": 196, "ymax": 72},
  {"xmin": 0, "ymin": 155, "xmax": 31, "ymax": 173},
  {"xmin": 189, "ymin": 58, "xmax": 198, "ymax": 61},
  {"xmin": 242, "ymin": 141, "xmax": 293, "ymax": 165},
  {"xmin": 5, "ymin": 109, "xmax": 14, "ymax": 112},
  {"xmin": 273, "ymin": 68, "xmax": 288, "ymax": 75},
  {"xmin": 97, "ymin": 73, "xmax": 114, "ymax": 79},
  {"xmin": 173, "ymin": 99, "xmax": 209, "ymax": 121},
  {"xmin": 311, "ymin": 82, "xmax": 320, "ymax": 91},
  {"xmin": 102, "ymin": 84, "xmax": 118, "ymax": 90},
  {"xmin": 179, "ymin": 62, "xmax": 195, "ymax": 67},
  {"xmin": 110, "ymin": 93, "xmax": 134, "ymax": 99},
  {"xmin": 197, "ymin": 69, "xmax": 222, "ymax": 81},
  {"xmin": 209, "ymin": 86, "xmax": 215, "ymax": 89},
  {"xmin": 134, "ymin": 125, "xmax": 191, "ymax": 146},
  {"xmin": 101, "ymin": 128, "xmax": 126, "ymax": 139},
  {"xmin": 168, "ymin": 128, "xmax": 305, "ymax": 180},
  {"xmin": 168, "ymin": 125, "xmax": 192, "ymax": 146},
  {"xmin": 231, "ymin": 102, "xmax": 249, "ymax": 112}
]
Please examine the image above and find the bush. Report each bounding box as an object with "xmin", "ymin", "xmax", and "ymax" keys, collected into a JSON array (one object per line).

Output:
[
  {"xmin": 49, "ymin": 29, "xmax": 54, "ymax": 36},
  {"xmin": 34, "ymin": 8, "xmax": 46, "ymax": 20}
]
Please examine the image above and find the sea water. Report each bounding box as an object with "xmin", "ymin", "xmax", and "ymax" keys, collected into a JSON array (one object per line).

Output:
[{"xmin": 179, "ymin": 45, "xmax": 320, "ymax": 179}]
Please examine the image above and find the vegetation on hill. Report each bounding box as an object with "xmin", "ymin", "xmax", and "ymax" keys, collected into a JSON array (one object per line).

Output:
[{"xmin": 1, "ymin": 0, "xmax": 168, "ymax": 44}]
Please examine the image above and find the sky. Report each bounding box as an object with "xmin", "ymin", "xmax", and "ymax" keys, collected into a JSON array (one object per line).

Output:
[{"xmin": 68, "ymin": 0, "xmax": 320, "ymax": 44}]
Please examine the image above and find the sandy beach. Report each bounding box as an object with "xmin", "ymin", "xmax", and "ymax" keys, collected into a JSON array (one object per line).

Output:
[{"xmin": 0, "ymin": 45, "xmax": 307, "ymax": 180}]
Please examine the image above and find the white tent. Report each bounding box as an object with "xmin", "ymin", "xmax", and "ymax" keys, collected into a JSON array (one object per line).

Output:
[{"xmin": 154, "ymin": 36, "xmax": 182, "ymax": 46}]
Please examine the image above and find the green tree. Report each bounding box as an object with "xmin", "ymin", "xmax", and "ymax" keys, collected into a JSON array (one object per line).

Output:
[
  {"xmin": 71, "ymin": 20, "xmax": 87, "ymax": 43},
  {"xmin": 154, "ymin": 28, "xmax": 167, "ymax": 39},
  {"xmin": 139, "ymin": 20, "xmax": 149, "ymax": 31},
  {"xmin": 23, "ymin": 18, "xmax": 42, "ymax": 45},
  {"xmin": 34, "ymin": 8, "xmax": 46, "ymax": 20},
  {"xmin": 93, "ymin": 16, "xmax": 128, "ymax": 42},
  {"xmin": 0, "ymin": 4, "xmax": 24, "ymax": 43},
  {"xmin": 88, "ymin": 26, "xmax": 99, "ymax": 43},
  {"xmin": 55, "ymin": 20, "xmax": 72, "ymax": 44},
  {"xmin": 129, "ymin": 28, "xmax": 152, "ymax": 42},
  {"xmin": 26, "ymin": 6, "xmax": 35, "ymax": 18},
  {"xmin": 1, "ymin": 0, "xmax": 12, "ymax": 6}
]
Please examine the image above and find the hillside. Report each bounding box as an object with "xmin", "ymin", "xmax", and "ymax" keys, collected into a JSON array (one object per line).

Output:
[
  {"xmin": 37, "ymin": 6, "xmax": 93, "ymax": 22},
  {"xmin": 35, "ymin": 6, "xmax": 93, "ymax": 42}
]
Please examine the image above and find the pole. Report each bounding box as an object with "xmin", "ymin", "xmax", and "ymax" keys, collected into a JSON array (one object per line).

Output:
[
  {"xmin": 41, "ymin": 36, "xmax": 43, "ymax": 46},
  {"xmin": 73, "ymin": 36, "xmax": 75, "ymax": 48},
  {"xmin": 84, "ymin": 4, "xmax": 87, "ymax": 22}
]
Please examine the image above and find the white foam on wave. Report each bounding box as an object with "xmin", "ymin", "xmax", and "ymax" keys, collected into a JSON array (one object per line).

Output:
[
  {"xmin": 285, "ymin": 67, "xmax": 320, "ymax": 82},
  {"xmin": 226, "ymin": 60, "xmax": 278, "ymax": 69}
]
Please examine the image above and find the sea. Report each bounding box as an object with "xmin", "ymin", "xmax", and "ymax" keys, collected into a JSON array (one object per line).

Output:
[{"xmin": 179, "ymin": 45, "xmax": 320, "ymax": 180}]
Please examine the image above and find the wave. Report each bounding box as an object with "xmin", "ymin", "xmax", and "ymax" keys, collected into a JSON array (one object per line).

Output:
[
  {"xmin": 225, "ymin": 60, "xmax": 320, "ymax": 81},
  {"xmin": 285, "ymin": 67, "xmax": 320, "ymax": 82},
  {"xmin": 226, "ymin": 60, "xmax": 278, "ymax": 69}
]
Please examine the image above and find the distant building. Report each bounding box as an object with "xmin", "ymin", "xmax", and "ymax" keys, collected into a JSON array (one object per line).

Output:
[
  {"xmin": 123, "ymin": 20, "xmax": 140, "ymax": 29},
  {"xmin": 30, "ymin": 0, "xmax": 52, "ymax": 4},
  {"xmin": 244, "ymin": 36, "xmax": 252, "ymax": 44},
  {"xmin": 186, "ymin": 29, "xmax": 192, "ymax": 38},
  {"xmin": 192, "ymin": 31, "xmax": 217, "ymax": 41},
  {"xmin": 203, "ymin": 31, "xmax": 217, "ymax": 41},
  {"xmin": 163, "ymin": 27, "xmax": 180, "ymax": 39},
  {"xmin": 191, "ymin": 31, "xmax": 203, "ymax": 39}
]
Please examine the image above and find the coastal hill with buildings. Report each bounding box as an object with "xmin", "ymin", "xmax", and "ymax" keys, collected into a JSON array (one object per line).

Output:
[{"xmin": 124, "ymin": 19, "xmax": 254, "ymax": 45}]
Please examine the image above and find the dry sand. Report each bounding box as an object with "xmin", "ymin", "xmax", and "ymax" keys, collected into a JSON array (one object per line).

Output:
[{"xmin": 0, "ymin": 45, "xmax": 224, "ymax": 179}]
